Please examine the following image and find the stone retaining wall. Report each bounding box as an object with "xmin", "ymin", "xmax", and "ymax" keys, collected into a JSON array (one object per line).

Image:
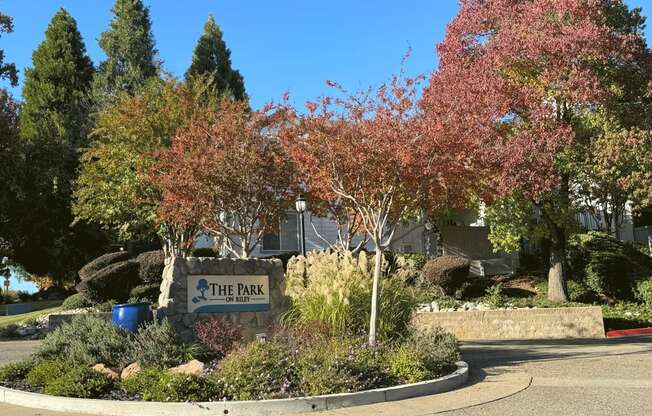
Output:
[
  {"xmin": 158, "ymin": 257, "xmax": 287, "ymax": 341},
  {"xmin": 412, "ymin": 306, "xmax": 605, "ymax": 340}
]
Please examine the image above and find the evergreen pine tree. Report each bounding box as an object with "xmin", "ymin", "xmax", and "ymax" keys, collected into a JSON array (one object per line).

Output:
[
  {"xmin": 20, "ymin": 8, "xmax": 94, "ymax": 147},
  {"xmin": 17, "ymin": 9, "xmax": 106, "ymax": 283},
  {"xmin": 185, "ymin": 14, "xmax": 246, "ymax": 100},
  {"xmin": 94, "ymin": 0, "xmax": 159, "ymax": 105},
  {"xmin": 0, "ymin": 11, "xmax": 17, "ymax": 86}
]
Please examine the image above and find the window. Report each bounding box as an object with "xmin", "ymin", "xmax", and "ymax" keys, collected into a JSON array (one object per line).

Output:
[{"xmin": 261, "ymin": 212, "xmax": 299, "ymax": 252}]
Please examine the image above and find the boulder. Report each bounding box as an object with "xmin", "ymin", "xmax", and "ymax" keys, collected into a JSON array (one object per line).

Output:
[
  {"xmin": 120, "ymin": 362, "xmax": 142, "ymax": 380},
  {"xmin": 92, "ymin": 364, "xmax": 120, "ymax": 380},
  {"xmin": 169, "ymin": 359, "xmax": 204, "ymax": 376}
]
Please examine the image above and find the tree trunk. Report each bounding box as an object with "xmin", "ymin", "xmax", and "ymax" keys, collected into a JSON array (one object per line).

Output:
[
  {"xmin": 540, "ymin": 237, "xmax": 551, "ymax": 271},
  {"xmin": 547, "ymin": 243, "xmax": 568, "ymax": 301},
  {"xmin": 368, "ymin": 247, "xmax": 382, "ymax": 346}
]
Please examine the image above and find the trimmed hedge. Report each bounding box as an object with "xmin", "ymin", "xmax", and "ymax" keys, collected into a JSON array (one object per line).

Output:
[
  {"xmin": 190, "ymin": 247, "xmax": 218, "ymax": 257},
  {"xmin": 421, "ymin": 256, "xmax": 470, "ymax": 295},
  {"xmin": 136, "ymin": 250, "xmax": 165, "ymax": 284},
  {"xmin": 78, "ymin": 251, "xmax": 131, "ymax": 281},
  {"xmin": 128, "ymin": 283, "xmax": 160, "ymax": 304},
  {"xmin": 62, "ymin": 293, "xmax": 90, "ymax": 310},
  {"xmin": 76, "ymin": 260, "xmax": 141, "ymax": 304},
  {"xmin": 568, "ymin": 232, "xmax": 652, "ymax": 300}
]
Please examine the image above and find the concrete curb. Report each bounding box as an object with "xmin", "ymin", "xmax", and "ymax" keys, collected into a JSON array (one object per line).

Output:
[{"xmin": 0, "ymin": 362, "xmax": 468, "ymax": 416}]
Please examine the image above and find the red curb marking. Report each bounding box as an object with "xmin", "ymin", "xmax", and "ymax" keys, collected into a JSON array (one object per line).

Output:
[{"xmin": 606, "ymin": 327, "xmax": 652, "ymax": 338}]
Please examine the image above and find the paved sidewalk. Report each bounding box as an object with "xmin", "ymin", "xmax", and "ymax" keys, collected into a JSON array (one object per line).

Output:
[{"xmin": 1, "ymin": 336, "xmax": 651, "ymax": 416}]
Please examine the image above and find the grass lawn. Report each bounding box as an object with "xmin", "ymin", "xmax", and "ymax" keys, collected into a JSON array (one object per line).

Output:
[{"xmin": 0, "ymin": 300, "xmax": 64, "ymax": 328}]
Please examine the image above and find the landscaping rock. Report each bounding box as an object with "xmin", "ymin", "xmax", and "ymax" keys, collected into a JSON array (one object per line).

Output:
[
  {"xmin": 93, "ymin": 364, "xmax": 120, "ymax": 380},
  {"xmin": 169, "ymin": 359, "xmax": 204, "ymax": 376},
  {"xmin": 120, "ymin": 362, "xmax": 142, "ymax": 380}
]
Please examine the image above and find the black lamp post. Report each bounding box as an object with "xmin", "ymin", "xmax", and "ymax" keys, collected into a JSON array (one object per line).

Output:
[{"xmin": 295, "ymin": 195, "xmax": 307, "ymax": 256}]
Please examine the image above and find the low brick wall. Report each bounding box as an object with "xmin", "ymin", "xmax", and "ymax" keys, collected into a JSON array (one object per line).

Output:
[{"xmin": 412, "ymin": 306, "xmax": 605, "ymax": 340}]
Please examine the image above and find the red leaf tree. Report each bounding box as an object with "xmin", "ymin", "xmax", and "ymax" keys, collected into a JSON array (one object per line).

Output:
[
  {"xmin": 149, "ymin": 98, "xmax": 296, "ymax": 258},
  {"xmin": 422, "ymin": 0, "xmax": 645, "ymax": 300},
  {"xmin": 280, "ymin": 73, "xmax": 477, "ymax": 345}
]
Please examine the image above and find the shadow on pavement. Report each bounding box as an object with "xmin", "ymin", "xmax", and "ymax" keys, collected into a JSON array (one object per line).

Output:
[{"xmin": 460, "ymin": 335, "xmax": 652, "ymax": 370}]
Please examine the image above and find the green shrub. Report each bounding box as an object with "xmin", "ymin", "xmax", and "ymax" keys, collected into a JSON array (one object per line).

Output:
[
  {"xmin": 568, "ymin": 232, "xmax": 652, "ymax": 300},
  {"xmin": 388, "ymin": 252, "xmax": 430, "ymax": 284},
  {"xmin": 420, "ymin": 256, "xmax": 470, "ymax": 295},
  {"xmin": 567, "ymin": 280, "xmax": 596, "ymax": 303},
  {"xmin": 135, "ymin": 250, "xmax": 165, "ymax": 284},
  {"xmin": 215, "ymin": 340, "xmax": 298, "ymax": 400},
  {"xmin": 130, "ymin": 320, "xmax": 199, "ymax": 368},
  {"xmin": 62, "ymin": 293, "xmax": 90, "ymax": 310},
  {"xmin": 44, "ymin": 365, "xmax": 114, "ymax": 398},
  {"xmin": 78, "ymin": 251, "xmax": 131, "ymax": 280},
  {"xmin": 387, "ymin": 345, "xmax": 430, "ymax": 384},
  {"xmin": 636, "ymin": 279, "xmax": 652, "ymax": 305},
  {"xmin": 121, "ymin": 367, "xmax": 169, "ymax": 399},
  {"xmin": 376, "ymin": 278, "xmax": 416, "ymax": 340},
  {"xmin": 128, "ymin": 283, "xmax": 160, "ymax": 304},
  {"xmin": 0, "ymin": 360, "xmax": 34, "ymax": 381},
  {"xmin": 484, "ymin": 283, "xmax": 505, "ymax": 307},
  {"xmin": 296, "ymin": 336, "xmax": 393, "ymax": 395},
  {"xmin": 26, "ymin": 359, "xmax": 74, "ymax": 387},
  {"xmin": 388, "ymin": 328, "xmax": 459, "ymax": 383},
  {"xmin": 190, "ymin": 247, "xmax": 218, "ymax": 258},
  {"xmin": 93, "ymin": 299, "xmax": 117, "ymax": 312},
  {"xmin": 27, "ymin": 359, "xmax": 113, "ymax": 398},
  {"xmin": 122, "ymin": 368, "xmax": 224, "ymax": 402},
  {"xmin": 602, "ymin": 302, "xmax": 652, "ymax": 331},
  {"xmin": 36, "ymin": 315, "xmax": 132, "ymax": 368},
  {"xmin": 76, "ymin": 260, "xmax": 141, "ymax": 304}
]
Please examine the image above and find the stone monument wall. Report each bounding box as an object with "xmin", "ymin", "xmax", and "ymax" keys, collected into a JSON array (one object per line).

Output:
[{"xmin": 158, "ymin": 257, "xmax": 287, "ymax": 341}]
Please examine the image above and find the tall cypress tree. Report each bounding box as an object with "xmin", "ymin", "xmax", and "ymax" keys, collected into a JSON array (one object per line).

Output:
[
  {"xmin": 93, "ymin": 0, "xmax": 159, "ymax": 105},
  {"xmin": 21, "ymin": 8, "xmax": 94, "ymax": 147},
  {"xmin": 17, "ymin": 9, "xmax": 105, "ymax": 283},
  {"xmin": 0, "ymin": 11, "xmax": 17, "ymax": 86},
  {"xmin": 185, "ymin": 14, "xmax": 246, "ymax": 100}
]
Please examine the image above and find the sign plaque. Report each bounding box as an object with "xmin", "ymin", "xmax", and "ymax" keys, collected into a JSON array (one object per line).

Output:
[{"xmin": 187, "ymin": 275, "xmax": 270, "ymax": 313}]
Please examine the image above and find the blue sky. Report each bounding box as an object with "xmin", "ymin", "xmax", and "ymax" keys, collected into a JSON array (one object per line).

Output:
[
  {"xmin": 2, "ymin": 1, "xmax": 647, "ymax": 111},
  {"xmin": 1, "ymin": 1, "xmax": 651, "ymax": 292}
]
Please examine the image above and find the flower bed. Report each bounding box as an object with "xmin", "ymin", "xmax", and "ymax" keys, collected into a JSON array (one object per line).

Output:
[{"xmin": 0, "ymin": 315, "xmax": 461, "ymax": 402}]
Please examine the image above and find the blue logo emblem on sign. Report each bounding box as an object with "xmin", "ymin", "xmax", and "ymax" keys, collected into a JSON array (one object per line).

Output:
[{"xmin": 192, "ymin": 278, "xmax": 209, "ymax": 304}]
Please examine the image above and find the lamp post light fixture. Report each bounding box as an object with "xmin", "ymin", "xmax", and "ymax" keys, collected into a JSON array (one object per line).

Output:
[
  {"xmin": 295, "ymin": 195, "xmax": 307, "ymax": 257},
  {"xmin": 1, "ymin": 257, "xmax": 10, "ymax": 294}
]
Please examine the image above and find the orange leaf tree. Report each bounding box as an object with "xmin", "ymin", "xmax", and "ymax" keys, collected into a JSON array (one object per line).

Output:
[
  {"xmin": 422, "ymin": 0, "xmax": 647, "ymax": 301},
  {"xmin": 149, "ymin": 98, "xmax": 296, "ymax": 258},
  {"xmin": 280, "ymin": 73, "xmax": 477, "ymax": 345}
]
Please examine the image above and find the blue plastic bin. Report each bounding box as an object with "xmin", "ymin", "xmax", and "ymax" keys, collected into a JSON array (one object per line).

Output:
[{"xmin": 111, "ymin": 302, "xmax": 152, "ymax": 333}]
